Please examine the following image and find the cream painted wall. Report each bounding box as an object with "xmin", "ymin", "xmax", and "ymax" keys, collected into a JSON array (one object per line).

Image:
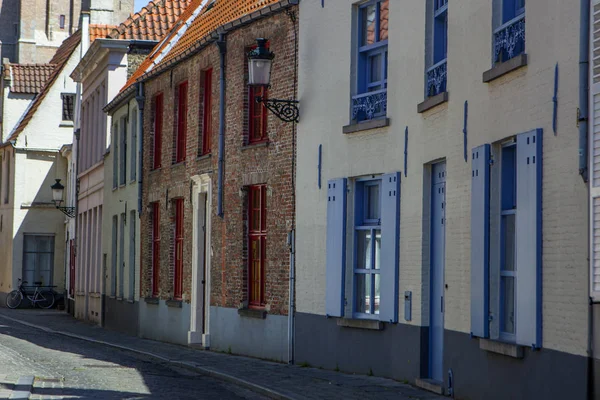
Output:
[
  {"xmin": 296, "ymin": 0, "xmax": 587, "ymax": 357},
  {"xmin": 2, "ymin": 91, "xmax": 34, "ymax": 143}
]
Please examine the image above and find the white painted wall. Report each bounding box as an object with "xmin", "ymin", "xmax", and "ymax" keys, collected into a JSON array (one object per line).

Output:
[
  {"xmin": 2, "ymin": 91, "xmax": 35, "ymax": 143},
  {"xmin": 296, "ymin": 0, "xmax": 587, "ymax": 357}
]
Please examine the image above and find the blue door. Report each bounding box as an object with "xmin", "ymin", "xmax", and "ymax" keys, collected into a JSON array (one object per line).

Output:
[{"xmin": 430, "ymin": 162, "xmax": 446, "ymax": 382}]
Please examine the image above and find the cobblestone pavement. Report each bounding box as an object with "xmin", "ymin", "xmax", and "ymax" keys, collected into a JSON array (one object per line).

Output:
[
  {"xmin": 0, "ymin": 317, "xmax": 267, "ymax": 399},
  {"xmin": 0, "ymin": 309, "xmax": 444, "ymax": 400}
]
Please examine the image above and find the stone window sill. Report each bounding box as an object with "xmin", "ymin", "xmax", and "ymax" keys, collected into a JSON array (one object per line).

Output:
[
  {"xmin": 171, "ymin": 161, "xmax": 186, "ymax": 168},
  {"xmin": 149, "ymin": 168, "xmax": 161, "ymax": 174},
  {"xmin": 479, "ymin": 338, "xmax": 524, "ymax": 359},
  {"xmin": 342, "ymin": 117, "xmax": 389, "ymax": 134},
  {"xmin": 197, "ymin": 153, "xmax": 212, "ymax": 161},
  {"xmin": 417, "ymin": 92, "xmax": 449, "ymax": 113},
  {"xmin": 238, "ymin": 308, "xmax": 267, "ymax": 319},
  {"xmin": 143, "ymin": 297, "xmax": 159, "ymax": 305},
  {"xmin": 59, "ymin": 121, "xmax": 74, "ymax": 128},
  {"xmin": 483, "ymin": 53, "xmax": 528, "ymax": 83},
  {"xmin": 336, "ymin": 318, "xmax": 384, "ymax": 331},
  {"xmin": 241, "ymin": 141, "xmax": 269, "ymax": 151},
  {"xmin": 166, "ymin": 299, "xmax": 183, "ymax": 308}
]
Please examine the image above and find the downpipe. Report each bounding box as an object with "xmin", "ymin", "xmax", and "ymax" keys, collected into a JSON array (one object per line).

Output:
[
  {"xmin": 136, "ymin": 82, "xmax": 145, "ymax": 217},
  {"xmin": 580, "ymin": 0, "xmax": 590, "ymax": 182},
  {"xmin": 288, "ymin": 229, "xmax": 295, "ymax": 364},
  {"xmin": 217, "ymin": 34, "xmax": 226, "ymax": 218}
]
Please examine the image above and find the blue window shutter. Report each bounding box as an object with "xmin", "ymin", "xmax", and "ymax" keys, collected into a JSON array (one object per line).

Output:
[
  {"xmin": 326, "ymin": 178, "xmax": 347, "ymax": 317},
  {"xmin": 379, "ymin": 172, "xmax": 400, "ymax": 323},
  {"xmin": 515, "ymin": 129, "xmax": 542, "ymax": 348},
  {"xmin": 471, "ymin": 144, "xmax": 490, "ymax": 338}
]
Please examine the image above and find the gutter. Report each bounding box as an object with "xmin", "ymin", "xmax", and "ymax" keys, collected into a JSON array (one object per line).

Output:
[{"xmin": 217, "ymin": 35, "xmax": 226, "ymax": 218}]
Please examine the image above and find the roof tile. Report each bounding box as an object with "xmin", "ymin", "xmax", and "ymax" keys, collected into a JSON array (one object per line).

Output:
[{"xmin": 10, "ymin": 64, "xmax": 56, "ymax": 94}]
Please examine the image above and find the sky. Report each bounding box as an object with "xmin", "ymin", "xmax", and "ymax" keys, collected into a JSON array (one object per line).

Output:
[{"xmin": 134, "ymin": 0, "xmax": 147, "ymax": 13}]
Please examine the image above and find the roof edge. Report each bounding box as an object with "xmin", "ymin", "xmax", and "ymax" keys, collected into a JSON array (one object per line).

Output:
[{"xmin": 104, "ymin": 83, "xmax": 137, "ymax": 113}]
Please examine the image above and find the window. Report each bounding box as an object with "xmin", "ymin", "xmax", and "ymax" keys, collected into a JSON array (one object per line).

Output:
[
  {"xmin": 111, "ymin": 215, "xmax": 117, "ymax": 296},
  {"xmin": 130, "ymin": 107, "xmax": 137, "ymax": 181},
  {"xmin": 175, "ymin": 82, "xmax": 188, "ymax": 163},
  {"xmin": 4, "ymin": 151, "xmax": 9, "ymax": 204},
  {"xmin": 119, "ymin": 117, "xmax": 127, "ymax": 186},
  {"xmin": 353, "ymin": 0, "xmax": 388, "ymax": 122},
  {"xmin": 129, "ymin": 210, "xmax": 136, "ymax": 301},
  {"xmin": 112, "ymin": 123, "xmax": 118, "ymax": 189},
  {"xmin": 0, "ymin": 156, "xmax": 3, "ymax": 202},
  {"xmin": 153, "ymin": 93, "xmax": 163, "ymax": 170},
  {"xmin": 470, "ymin": 130, "xmax": 542, "ymax": 348},
  {"xmin": 61, "ymin": 93, "xmax": 75, "ymax": 121},
  {"xmin": 201, "ymin": 69, "xmax": 213, "ymax": 155},
  {"xmin": 494, "ymin": 0, "xmax": 525, "ymax": 64},
  {"xmin": 173, "ymin": 199, "xmax": 184, "ymax": 299},
  {"xmin": 248, "ymin": 185, "xmax": 266, "ymax": 307},
  {"xmin": 354, "ymin": 180, "xmax": 381, "ymax": 316},
  {"xmin": 119, "ymin": 213, "xmax": 125, "ymax": 298},
  {"xmin": 248, "ymin": 86, "xmax": 268, "ymax": 143},
  {"xmin": 59, "ymin": 15, "xmax": 65, "ymax": 29},
  {"xmin": 151, "ymin": 203, "xmax": 160, "ymax": 297},
  {"xmin": 23, "ymin": 235, "xmax": 54, "ymax": 286},
  {"xmin": 425, "ymin": 0, "xmax": 447, "ymax": 97}
]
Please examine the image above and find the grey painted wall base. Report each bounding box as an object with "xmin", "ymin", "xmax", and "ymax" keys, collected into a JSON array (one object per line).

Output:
[
  {"xmin": 104, "ymin": 297, "xmax": 139, "ymax": 337},
  {"xmin": 444, "ymin": 329, "xmax": 590, "ymax": 400},
  {"xmin": 139, "ymin": 299, "xmax": 191, "ymax": 345},
  {"xmin": 295, "ymin": 312, "xmax": 427, "ymax": 379},
  {"xmin": 209, "ymin": 306, "xmax": 288, "ymax": 362}
]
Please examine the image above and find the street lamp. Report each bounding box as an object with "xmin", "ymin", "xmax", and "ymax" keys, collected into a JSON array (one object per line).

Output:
[
  {"xmin": 50, "ymin": 179, "xmax": 75, "ymax": 218},
  {"xmin": 247, "ymin": 38, "xmax": 299, "ymax": 123}
]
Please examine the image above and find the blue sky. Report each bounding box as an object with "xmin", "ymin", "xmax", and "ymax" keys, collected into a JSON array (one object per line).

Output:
[{"xmin": 134, "ymin": 0, "xmax": 147, "ymax": 13}]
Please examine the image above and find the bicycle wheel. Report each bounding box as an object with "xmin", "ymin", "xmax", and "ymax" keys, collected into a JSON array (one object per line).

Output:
[
  {"xmin": 5, "ymin": 290, "xmax": 23, "ymax": 309},
  {"xmin": 36, "ymin": 291, "xmax": 55, "ymax": 309}
]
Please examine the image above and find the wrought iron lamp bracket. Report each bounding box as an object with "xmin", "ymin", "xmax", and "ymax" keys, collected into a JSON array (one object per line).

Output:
[
  {"xmin": 255, "ymin": 96, "xmax": 299, "ymax": 123},
  {"xmin": 56, "ymin": 205, "xmax": 76, "ymax": 218}
]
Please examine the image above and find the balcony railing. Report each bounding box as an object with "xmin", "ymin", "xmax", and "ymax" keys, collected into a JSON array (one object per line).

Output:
[
  {"xmin": 426, "ymin": 58, "xmax": 447, "ymax": 97},
  {"xmin": 493, "ymin": 14, "xmax": 525, "ymax": 65},
  {"xmin": 352, "ymin": 89, "xmax": 387, "ymax": 122}
]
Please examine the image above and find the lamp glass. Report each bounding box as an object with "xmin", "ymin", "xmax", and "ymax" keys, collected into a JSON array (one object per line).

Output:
[{"xmin": 248, "ymin": 58, "xmax": 272, "ymax": 86}]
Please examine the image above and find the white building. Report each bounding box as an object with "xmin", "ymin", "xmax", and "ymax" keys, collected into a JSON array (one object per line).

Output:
[{"xmin": 294, "ymin": 0, "xmax": 590, "ymax": 399}]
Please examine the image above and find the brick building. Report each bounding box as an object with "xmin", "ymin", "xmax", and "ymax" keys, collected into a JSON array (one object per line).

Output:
[{"xmin": 112, "ymin": 0, "xmax": 298, "ymax": 360}]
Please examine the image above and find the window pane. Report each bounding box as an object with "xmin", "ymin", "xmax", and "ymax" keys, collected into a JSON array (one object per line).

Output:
[
  {"xmin": 501, "ymin": 145, "xmax": 517, "ymax": 210},
  {"xmin": 501, "ymin": 276, "xmax": 515, "ymax": 334},
  {"xmin": 502, "ymin": 214, "xmax": 516, "ymax": 272},
  {"xmin": 356, "ymin": 230, "xmax": 372, "ymax": 269},
  {"xmin": 374, "ymin": 229, "xmax": 381, "ymax": 270},
  {"xmin": 24, "ymin": 236, "xmax": 36, "ymax": 252},
  {"xmin": 369, "ymin": 54, "xmax": 382, "ymax": 84},
  {"xmin": 355, "ymin": 273, "xmax": 372, "ymax": 314},
  {"xmin": 361, "ymin": 4, "xmax": 376, "ymax": 46},
  {"xmin": 379, "ymin": 0, "xmax": 388, "ymax": 41},
  {"xmin": 374, "ymin": 273, "xmax": 380, "ymax": 314},
  {"xmin": 37, "ymin": 236, "xmax": 54, "ymax": 252},
  {"xmin": 366, "ymin": 184, "xmax": 380, "ymax": 220}
]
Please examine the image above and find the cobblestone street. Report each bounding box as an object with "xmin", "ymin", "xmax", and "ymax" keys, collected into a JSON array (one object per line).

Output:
[{"xmin": 0, "ymin": 316, "xmax": 266, "ymax": 399}]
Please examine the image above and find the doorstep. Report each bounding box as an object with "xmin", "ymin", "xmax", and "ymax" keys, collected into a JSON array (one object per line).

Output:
[{"xmin": 415, "ymin": 378, "xmax": 444, "ymax": 395}]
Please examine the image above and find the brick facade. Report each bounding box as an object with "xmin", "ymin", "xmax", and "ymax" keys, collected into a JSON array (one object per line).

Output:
[{"xmin": 141, "ymin": 6, "xmax": 298, "ymax": 317}]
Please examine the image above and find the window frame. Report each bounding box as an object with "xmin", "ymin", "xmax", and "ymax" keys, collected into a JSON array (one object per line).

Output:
[
  {"xmin": 153, "ymin": 93, "xmax": 163, "ymax": 170},
  {"xmin": 119, "ymin": 116, "xmax": 127, "ymax": 186},
  {"xmin": 353, "ymin": 177, "xmax": 382, "ymax": 320},
  {"xmin": 356, "ymin": 0, "xmax": 388, "ymax": 95},
  {"xmin": 61, "ymin": 93, "xmax": 75, "ymax": 121},
  {"xmin": 175, "ymin": 81, "xmax": 188, "ymax": 164},
  {"xmin": 248, "ymin": 85, "xmax": 268, "ymax": 144},
  {"xmin": 151, "ymin": 202, "xmax": 160, "ymax": 297},
  {"xmin": 22, "ymin": 234, "xmax": 55, "ymax": 287},
  {"xmin": 130, "ymin": 107, "xmax": 137, "ymax": 182},
  {"xmin": 248, "ymin": 185, "xmax": 267, "ymax": 308},
  {"xmin": 173, "ymin": 198, "xmax": 184, "ymax": 300},
  {"xmin": 201, "ymin": 69, "xmax": 213, "ymax": 155}
]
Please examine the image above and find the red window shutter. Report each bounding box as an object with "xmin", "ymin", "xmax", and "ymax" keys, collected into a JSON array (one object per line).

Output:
[
  {"xmin": 248, "ymin": 86, "xmax": 268, "ymax": 144},
  {"xmin": 248, "ymin": 185, "xmax": 267, "ymax": 307},
  {"xmin": 176, "ymin": 82, "xmax": 188, "ymax": 163},
  {"xmin": 69, "ymin": 239, "xmax": 75, "ymax": 297},
  {"xmin": 153, "ymin": 94, "xmax": 163, "ymax": 169},
  {"xmin": 152, "ymin": 203, "xmax": 160, "ymax": 297},
  {"xmin": 202, "ymin": 69, "xmax": 212, "ymax": 155},
  {"xmin": 174, "ymin": 199, "xmax": 184, "ymax": 299}
]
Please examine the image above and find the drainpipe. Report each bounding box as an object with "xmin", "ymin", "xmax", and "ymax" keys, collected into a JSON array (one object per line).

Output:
[
  {"xmin": 217, "ymin": 35, "xmax": 226, "ymax": 218},
  {"xmin": 580, "ymin": 0, "xmax": 590, "ymax": 182},
  {"xmin": 136, "ymin": 82, "xmax": 144, "ymax": 217},
  {"xmin": 288, "ymin": 229, "xmax": 295, "ymax": 364}
]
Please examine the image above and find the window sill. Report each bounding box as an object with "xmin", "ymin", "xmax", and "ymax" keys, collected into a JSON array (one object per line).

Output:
[
  {"xmin": 150, "ymin": 167, "xmax": 161, "ymax": 174},
  {"xmin": 197, "ymin": 153, "xmax": 212, "ymax": 161},
  {"xmin": 59, "ymin": 121, "xmax": 74, "ymax": 128},
  {"xmin": 143, "ymin": 297, "xmax": 159, "ymax": 305},
  {"xmin": 238, "ymin": 308, "xmax": 267, "ymax": 319},
  {"xmin": 483, "ymin": 53, "xmax": 528, "ymax": 83},
  {"xmin": 166, "ymin": 299, "xmax": 183, "ymax": 308},
  {"xmin": 479, "ymin": 338, "xmax": 524, "ymax": 359},
  {"xmin": 336, "ymin": 318, "xmax": 384, "ymax": 331},
  {"xmin": 417, "ymin": 91, "xmax": 449, "ymax": 113},
  {"xmin": 342, "ymin": 117, "xmax": 389, "ymax": 134},
  {"xmin": 172, "ymin": 161, "xmax": 186, "ymax": 168},
  {"xmin": 242, "ymin": 141, "xmax": 269, "ymax": 151}
]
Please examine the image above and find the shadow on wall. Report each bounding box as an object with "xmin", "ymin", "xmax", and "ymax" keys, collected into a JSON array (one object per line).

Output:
[{"xmin": 0, "ymin": 0, "xmax": 19, "ymax": 62}]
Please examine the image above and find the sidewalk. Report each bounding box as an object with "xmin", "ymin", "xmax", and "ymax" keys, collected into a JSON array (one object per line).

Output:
[{"xmin": 0, "ymin": 308, "xmax": 444, "ymax": 400}]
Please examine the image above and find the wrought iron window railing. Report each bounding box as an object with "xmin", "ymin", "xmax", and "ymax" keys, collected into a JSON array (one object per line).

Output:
[
  {"xmin": 352, "ymin": 89, "xmax": 387, "ymax": 122},
  {"xmin": 426, "ymin": 58, "xmax": 447, "ymax": 97},
  {"xmin": 493, "ymin": 14, "xmax": 525, "ymax": 65}
]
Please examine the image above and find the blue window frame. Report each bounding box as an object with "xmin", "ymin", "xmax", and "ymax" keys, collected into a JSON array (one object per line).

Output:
[
  {"xmin": 502, "ymin": 0, "xmax": 524, "ymax": 23},
  {"xmin": 352, "ymin": 0, "xmax": 388, "ymax": 122},
  {"xmin": 500, "ymin": 143, "xmax": 517, "ymax": 341},
  {"xmin": 354, "ymin": 178, "xmax": 382, "ymax": 318},
  {"xmin": 494, "ymin": 0, "xmax": 525, "ymax": 64},
  {"xmin": 426, "ymin": 0, "xmax": 448, "ymax": 97}
]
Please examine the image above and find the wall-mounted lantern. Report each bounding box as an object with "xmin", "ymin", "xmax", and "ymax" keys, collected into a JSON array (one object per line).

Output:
[{"xmin": 51, "ymin": 179, "xmax": 75, "ymax": 218}]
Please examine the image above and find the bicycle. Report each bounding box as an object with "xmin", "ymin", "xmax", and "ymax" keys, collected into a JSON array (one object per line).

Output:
[{"xmin": 5, "ymin": 279, "xmax": 55, "ymax": 309}]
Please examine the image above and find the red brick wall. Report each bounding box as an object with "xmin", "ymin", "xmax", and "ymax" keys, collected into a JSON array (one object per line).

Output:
[{"xmin": 140, "ymin": 6, "xmax": 297, "ymax": 317}]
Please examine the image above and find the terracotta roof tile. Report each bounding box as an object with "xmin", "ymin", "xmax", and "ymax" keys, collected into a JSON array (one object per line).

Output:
[
  {"xmin": 109, "ymin": 0, "xmax": 193, "ymax": 41},
  {"xmin": 5, "ymin": 30, "xmax": 82, "ymax": 144},
  {"xmin": 10, "ymin": 64, "xmax": 56, "ymax": 94},
  {"xmin": 89, "ymin": 24, "xmax": 119, "ymax": 42}
]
